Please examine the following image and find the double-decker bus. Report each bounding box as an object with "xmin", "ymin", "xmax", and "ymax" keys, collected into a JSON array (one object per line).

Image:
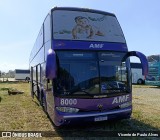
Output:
[{"xmin": 29, "ymin": 7, "xmax": 148, "ymax": 126}]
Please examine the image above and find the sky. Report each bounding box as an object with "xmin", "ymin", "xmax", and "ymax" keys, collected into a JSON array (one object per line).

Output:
[{"xmin": 0, "ymin": 0, "xmax": 160, "ymax": 72}]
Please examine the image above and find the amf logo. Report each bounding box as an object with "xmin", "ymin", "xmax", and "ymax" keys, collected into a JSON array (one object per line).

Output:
[
  {"xmin": 112, "ymin": 95, "xmax": 130, "ymax": 104},
  {"xmin": 89, "ymin": 44, "xmax": 104, "ymax": 49}
]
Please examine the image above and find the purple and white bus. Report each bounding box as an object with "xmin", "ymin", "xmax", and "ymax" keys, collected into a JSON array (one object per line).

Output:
[{"xmin": 29, "ymin": 7, "xmax": 148, "ymax": 126}]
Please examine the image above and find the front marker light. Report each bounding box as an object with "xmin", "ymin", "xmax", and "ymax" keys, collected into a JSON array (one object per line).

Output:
[
  {"xmin": 119, "ymin": 101, "xmax": 131, "ymax": 109},
  {"xmin": 56, "ymin": 107, "xmax": 79, "ymax": 113}
]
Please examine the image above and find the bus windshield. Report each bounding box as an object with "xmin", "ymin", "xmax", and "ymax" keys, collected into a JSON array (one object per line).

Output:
[
  {"xmin": 55, "ymin": 51, "xmax": 131, "ymax": 97},
  {"xmin": 53, "ymin": 10, "xmax": 126, "ymax": 43}
]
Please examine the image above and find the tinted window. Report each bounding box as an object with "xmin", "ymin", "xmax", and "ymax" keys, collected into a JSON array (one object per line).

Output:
[
  {"xmin": 57, "ymin": 51, "xmax": 96, "ymax": 60},
  {"xmin": 45, "ymin": 41, "xmax": 51, "ymax": 60},
  {"xmin": 15, "ymin": 70, "xmax": 30, "ymax": 73},
  {"xmin": 55, "ymin": 51, "xmax": 130, "ymax": 96},
  {"xmin": 44, "ymin": 15, "xmax": 51, "ymax": 42}
]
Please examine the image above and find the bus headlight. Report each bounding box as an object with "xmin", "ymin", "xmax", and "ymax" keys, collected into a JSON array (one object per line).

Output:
[
  {"xmin": 119, "ymin": 101, "xmax": 131, "ymax": 109},
  {"xmin": 56, "ymin": 107, "xmax": 79, "ymax": 113}
]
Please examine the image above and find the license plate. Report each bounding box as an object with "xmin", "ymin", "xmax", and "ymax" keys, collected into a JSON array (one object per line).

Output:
[{"xmin": 94, "ymin": 116, "xmax": 108, "ymax": 122}]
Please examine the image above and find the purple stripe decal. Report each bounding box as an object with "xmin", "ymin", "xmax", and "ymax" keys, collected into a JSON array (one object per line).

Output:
[{"xmin": 55, "ymin": 94, "xmax": 132, "ymax": 111}]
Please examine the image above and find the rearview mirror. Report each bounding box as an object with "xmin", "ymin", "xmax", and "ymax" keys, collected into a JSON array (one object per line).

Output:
[
  {"xmin": 122, "ymin": 51, "xmax": 148, "ymax": 76},
  {"xmin": 46, "ymin": 49, "xmax": 57, "ymax": 79}
]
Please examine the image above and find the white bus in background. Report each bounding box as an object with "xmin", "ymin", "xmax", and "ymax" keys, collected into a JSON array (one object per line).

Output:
[
  {"xmin": 15, "ymin": 69, "xmax": 30, "ymax": 81},
  {"xmin": 130, "ymin": 63, "xmax": 145, "ymax": 84},
  {"xmin": 118, "ymin": 63, "xmax": 145, "ymax": 84}
]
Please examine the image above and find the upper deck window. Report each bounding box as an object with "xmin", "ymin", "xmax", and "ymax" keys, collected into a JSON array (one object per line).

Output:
[{"xmin": 52, "ymin": 10, "xmax": 126, "ymax": 43}]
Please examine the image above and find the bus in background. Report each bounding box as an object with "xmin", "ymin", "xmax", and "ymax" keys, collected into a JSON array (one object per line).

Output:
[
  {"xmin": 15, "ymin": 69, "xmax": 30, "ymax": 81},
  {"xmin": 118, "ymin": 63, "xmax": 145, "ymax": 84},
  {"xmin": 145, "ymin": 55, "xmax": 160, "ymax": 86},
  {"xmin": 131, "ymin": 63, "xmax": 145, "ymax": 84},
  {"xmin": 29, "ymin": 7, "xmax": 148, "ymax": 126}
]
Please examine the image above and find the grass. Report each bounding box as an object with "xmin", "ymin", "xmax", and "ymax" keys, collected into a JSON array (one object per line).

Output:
[
  {"xmin": 0, "ymin": 82, "xmax": 53, "ymax": 132},
  {"xmin": 132, "ymin": 85, "xmax": 160, "ymax": 131},
  {"xmin": 0, "ymin": 82, "xmax": 160, "ymax": 140}
]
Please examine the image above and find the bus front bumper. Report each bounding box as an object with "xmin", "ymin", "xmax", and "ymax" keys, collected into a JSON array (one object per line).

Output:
[{"xmin": 57, "ymin": 108, "xmax": 132, "ymax": 126}]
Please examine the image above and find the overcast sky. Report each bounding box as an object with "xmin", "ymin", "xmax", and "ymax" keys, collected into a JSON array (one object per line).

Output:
[{"xmin": 0, "ymin": 0, "xmax": 159, "ymax": 72}]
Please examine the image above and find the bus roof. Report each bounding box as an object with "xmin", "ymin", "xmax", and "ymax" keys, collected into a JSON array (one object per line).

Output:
[{"xmin": 51, "ymin": 7, "xmax": 116, "ymax": 17}]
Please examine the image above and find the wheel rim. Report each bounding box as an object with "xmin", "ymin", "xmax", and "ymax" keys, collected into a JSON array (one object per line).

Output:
[{"xmin": 138, "ymin": 79, "xmax": 142, "ymax": 84}]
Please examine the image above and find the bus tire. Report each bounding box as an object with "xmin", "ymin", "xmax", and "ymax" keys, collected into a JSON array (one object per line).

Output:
[
  {"xmin": 137, "ymin": 79, "xmax": 143, "ymax": 85},
  {"xmin": 25, "ymin": 77, "xmax": 30, "ymax": 83}
]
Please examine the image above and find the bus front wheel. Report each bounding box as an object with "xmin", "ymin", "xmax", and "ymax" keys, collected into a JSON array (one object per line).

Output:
[{"xmin": 137, "ymin": 79, "xmax": 143, "ymax": 84}]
